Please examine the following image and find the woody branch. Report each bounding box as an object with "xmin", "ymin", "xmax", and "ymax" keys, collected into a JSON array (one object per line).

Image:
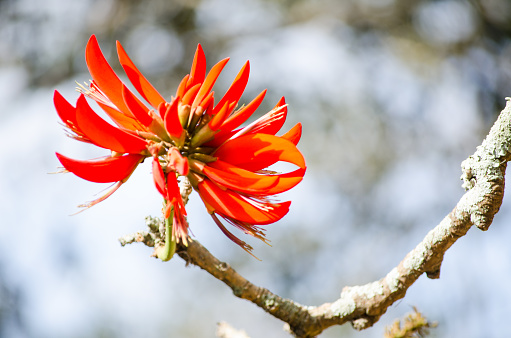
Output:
[{"xmin": 120, "ymin": 98, "xmax": 511, "ymax": 337}]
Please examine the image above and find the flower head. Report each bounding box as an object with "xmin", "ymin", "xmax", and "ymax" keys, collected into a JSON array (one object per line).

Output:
[{"xmin": 56, "ymin": 35, "xmax": 306, "ymax": 255}]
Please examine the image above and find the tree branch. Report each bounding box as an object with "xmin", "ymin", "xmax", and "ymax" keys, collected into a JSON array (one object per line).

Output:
[{"xmin": 121, "ymin": 98, "xmax": 511, "ymax": 337}]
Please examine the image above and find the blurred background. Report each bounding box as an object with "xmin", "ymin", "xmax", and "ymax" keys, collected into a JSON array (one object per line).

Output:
[{"xmin": 1, "ymin": 0, "xmax": 511, "ymax": 337}]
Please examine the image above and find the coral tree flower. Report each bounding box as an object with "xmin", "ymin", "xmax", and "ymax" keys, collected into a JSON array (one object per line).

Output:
[{"xmin": 56, "ymin": 35, "xmax": 306, "ymax": 255}]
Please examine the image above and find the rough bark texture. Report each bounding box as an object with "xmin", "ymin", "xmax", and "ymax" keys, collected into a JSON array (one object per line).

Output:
[{"xmin": 120, "ymin": 98, "xmax": 511, "ymax": 337}]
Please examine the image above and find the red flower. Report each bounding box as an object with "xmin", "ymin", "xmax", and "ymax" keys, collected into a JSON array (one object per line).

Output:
[{"xmin": 56, "ymin": 35, "xmax": 306, "ymax": 255}]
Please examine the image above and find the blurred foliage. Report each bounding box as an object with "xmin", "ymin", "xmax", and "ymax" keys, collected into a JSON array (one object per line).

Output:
[{"xmin": 2, "ymin": 0, "xmax": 511, "ymax": 107}]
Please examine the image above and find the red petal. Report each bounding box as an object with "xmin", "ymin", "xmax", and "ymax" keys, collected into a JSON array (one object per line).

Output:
[
  {"xmin": 188, "ymin": 44, "xmax": 206, "ymax": 88},
  {"xmin": 54, "ymin": 91, "xmax": 77, "ymax": 129},
  {"xmin": 243, "ymin": 98, "xmax": 287, "ymax": 136},
  {"xmin": 219, "ymin": 89, "xmax": 266, "ymax": 132},
  {"xmin": 199, "ymin": 91, "xmax": 215, "ymax": 112},
  {"xmin": 96, "ymin": 101, "xmax": 144, "ymax": 131},
  {"xmin": 265, "ymin": 168, "xmax": 306, "ymax": 195},
  {"xmin": 208, "ymin": 101, "xmax": 229, "ymax": 131},
  {"xmin": 168, "ymin": 148, "xmax": 189, "ymax": 175},
  {"xmin": 165, "ymin": 173, "xmax": 189, "ymax": 243},
  {"xmin": 152, "ymin": 157, "xmax": 167, "ymax": 197},
  {"xmin": 56, "ymin": 153, "xmax": 143, "ymax": 183},
  {"xmin": 54, "ymin": 91, "xmax": 88, "ymax": 141},
  {"xmin": 163, "ymin": 99, "xmax": 184, "ymax": 138},
  {"xmin": 204, "ymin": 90, "xmax": 267, "ymax": 147},
  {"xmin": 192, "ymin": 58, "xmax": 229, "ymax": 109},
  {"xmin": 260, "ymin": 97, "xmax": 287, "ymax": 135},
  {"xmin": 75, "ymin": 95, "xmax": 148, "ymax": 154},
  {"xmin": 122, "ymin": 84, "xmax": 153, "ymax": 127},
  {"xmin": 204, "ymin": 160, "xmax": 279, "ymax": 195},
  {"xmin": 212, "ymin": 61, "xmax": 250, "ymax": 115},
  {"xmin": 209, "ymin": 160, "xmax": 305, "ymax": 195},
  {"xmin": 85, "ymin": 35, "xmax": 132, "ymax": 117},
  {"xmin": 117, "ymin": 41, "xmax": 166, "ymax": 109},
  {"xmin": 214, "ymin": 133, "xmax": 306, "ymax": 172},
  {"xmin": 181, "ymin": 83, "xmax": 201, "ymax": 106},
  {"xmin": 166, "ymin": 173, "xmax": 184, "ymax": 207},
  {"xmin": 274, "ymin": 97, "xmax": 286, "ymax": 110},
  {"xmin": 198, "ymin": 180, "xmax": 290, "ymax": 225},
  {"xmin": 172, "ymin": 198, "xmax": 189, "ymax": 244},
  {"xmin": 175, "ymin": 74, "xmax": 190, "ymax": 100},
  {"xmin": 280, "ymin": 123, "xmax": 302, "ymax": 145},
  {"xmin": 203, "ymin": 128, "xmax": 238, "ymax": 148}
]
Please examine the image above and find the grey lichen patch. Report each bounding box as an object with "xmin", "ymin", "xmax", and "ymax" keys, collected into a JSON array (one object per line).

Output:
[
  {"xmin": 261, "ymin": 294, "xmax": 279, "ymax": 310},
  {"xmin": 331, "ymin": 293, "xmax": 356, "ymax": 317},
  {"xmin": 385, "ymin": 268, "xmax": 401, "ymax": 293},
  {"xmin": 461, "ymin": 100, "xmax": 511, "ymax": 192},
  {"xmin": 428, "ymin": 215, "xmax": 453, "ymax": 245},
  {"xmin": 216, "ymin": 262, "xmax": 229, "ymax": 272},
  {"xmin": 353, "ymin": 281, "xmax": 385, "ymax": 299},
  {"xmin": 402, "ymin": 242, "xmax": 428, "ymax": 272},
  {"xmin": 145, "ymin": 216, "xmax": 161, "ymax": 232},
  {"xmin": 335, "ymin": 281, "xmax": 385, "ymax": 316},
  {"xmin": 456, "ymin": 182, "xmax": 493, "ymax": 229}
]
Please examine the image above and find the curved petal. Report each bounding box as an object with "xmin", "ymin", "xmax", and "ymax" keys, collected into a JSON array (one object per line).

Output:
[
  {"xmin": 198, "ymin": 179, "xmax": 290, "ymax": 225},
  {"xmin": 206, "ymin": 160, "xmax": 304, "ymax": 195},
  {"xmin": 176, "ymin": 74, "xmax": 190, "ymax": 100},
  {"xmin": 166, "ymin": 172, "xmax": 184, "ymax": 207},
  {"xmin": 203, "ymin": 128, "xmax": 239, "ymax": 148},
  {"xmin": 54, "ymin": 91, "xmax": 89, "ymax": 141},
  {"xmin": 248, "ymin": 97, "xmax": 287, "ymax": 136},
  {"xmin": 198, "ymin": 91, "xmax": 215, "ymax": 112},
  {"xmin": 122, "ymin": 84, "xmax": 153, "ymax": 127},
  {"xmin": 212, "ymin": 61, "xmax": 250, "ymax": 115},
  {"xmin": 75, "ymin": 95, "xmax": 148, "ymax": 154},
  {"xmin": 203, "ymin": 160, "xmax": 279, "ymax": 195},
  {"xmin": 280, "ymin": 122, "xmax": 302, "ymax": 146},
  {"xmin": 117, "ymin": 41, "xmax": 166, "ymax": 109},
  {"xmin": 264, "ymin": 168, "xmax": 306, "ymax": 195},
  {"xmin": 218, "ymin": 89, "xmax": 266, "ymax": 133},
  {"xmin": 165, "ymin": 173, "xmax": 189, "ymax": 243},
  {"xmin": 96, "ymin": 101, "xmax": 144, "ymax": 131},
  {"xmin": 54, "ymin": 91, "xmax": 78, "ymax": 129},
  {"xmin": 188, "ymin": 44, "xmax": 206, "ymax": 88},
  {"xmin": 192, "ymin": 58, "xmax": 229, "ymax": 109},
  {"xmin": 163, "ymin": 99, "xmax": 184, "ymax": 139},
  {"xmin": 236, "ymin": 99, "xmax": 287, "ymax": 137},
  {"xmin": 181, "ymin": 83, "xmax": 201, "ymax": 106},
  {"xmin": 208, "ymin": 101, "xmax": 229, "ymax": 131},
  {"xmin": 204, "ymin": 90, "xmax": 267, "ymax": 148},
  {"xmin": 168, "ymin": 148, "xmax": 189, "ymax": 175},
  {"xmin": 171, "ymin": 197, "xmax": 189, "ymax": 244},
  {"xmin": 152, "ymin": 157, "xmax": 167, "ymax": 198},
  {"xmin": 56, "ymin": 153, "xmax": 144, "ymax": 183},
  {"xmin": 213, "ymin": 133, "xmax": 306, "ymax": 172},
  {"xmin": 85, "ymin": 35, "xmax": 133, "ymax": 117}
]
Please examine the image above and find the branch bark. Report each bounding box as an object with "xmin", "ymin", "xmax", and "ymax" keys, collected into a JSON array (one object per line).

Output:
[{"xmin": 121, "ymin": 98, "xmax": 511, "ymax": 337}]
